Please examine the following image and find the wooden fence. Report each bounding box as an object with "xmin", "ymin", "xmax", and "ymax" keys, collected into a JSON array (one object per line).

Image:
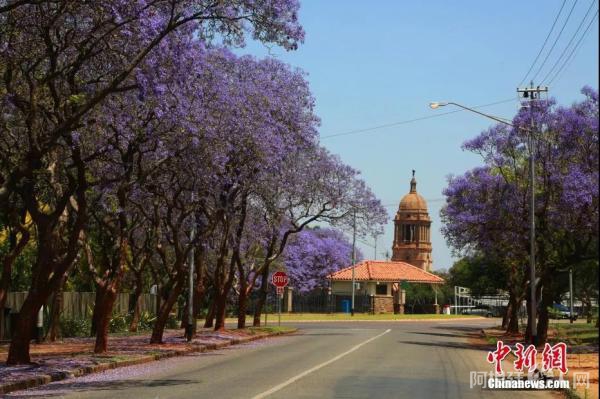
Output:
[{"xmin": 5, "ymin": 292, "xmax": 157, "ymax": 319}]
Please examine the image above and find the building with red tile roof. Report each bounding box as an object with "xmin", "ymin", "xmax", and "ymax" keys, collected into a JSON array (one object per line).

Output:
[
  {"xmin": 328, "ymin": 260, "xmax": 444, "ymax": 284},
  {"xmin": 327, "ymin": 260, "xmax": 445, "ymax": 314}
]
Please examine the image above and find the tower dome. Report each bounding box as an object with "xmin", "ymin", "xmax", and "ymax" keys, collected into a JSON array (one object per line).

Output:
[
  {"xmin": 391, "ymin": 171, "xmax": 433, "ymax": 271},
  {"xmin": 398, "ymin": 175, "xmax": 428, "ymax": 212}
]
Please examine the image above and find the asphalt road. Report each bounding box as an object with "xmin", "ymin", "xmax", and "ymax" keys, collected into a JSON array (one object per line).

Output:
[{"xmin": 7, "ymin": 319, "xmax": 554, "ymax": 399}]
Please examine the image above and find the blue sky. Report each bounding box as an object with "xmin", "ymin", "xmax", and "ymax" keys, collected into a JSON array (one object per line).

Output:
[{"xmin": 243, "ymin": 1, "xmax": 599, "ymax": 271}]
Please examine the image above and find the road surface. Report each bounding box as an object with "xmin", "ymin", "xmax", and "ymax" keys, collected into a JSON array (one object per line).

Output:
[{"xmin": 7, "ymin": 319, "xmax": 554, "ymax": 399}]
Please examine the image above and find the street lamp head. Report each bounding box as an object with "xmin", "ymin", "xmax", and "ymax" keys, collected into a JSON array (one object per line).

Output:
[{"xmin": 429, "ymin": 102, "xmax": 448, "ymax": 109}]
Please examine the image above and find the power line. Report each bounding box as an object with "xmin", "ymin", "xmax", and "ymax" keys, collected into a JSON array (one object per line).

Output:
[
  {"xmin": 530, "ymin": 0, "xmax": 580, "ymax": 83},
  {"xmin": 541, "ymin": 0, "xmax": 598, "ymax": 85},
  {"xmin": 519, "ymin": 0, "xmax": 567, "ymax": 86},
  {"xmin": 382, "ymin": 199, "xmax": 444, "ymax": 208},
  {"xmin": 548, "ymin": 9, "xmax": 599, "ymax": 85},
  {"xmin": 320, "ymin": 98, "xmax": 516, "ymax": 140}
]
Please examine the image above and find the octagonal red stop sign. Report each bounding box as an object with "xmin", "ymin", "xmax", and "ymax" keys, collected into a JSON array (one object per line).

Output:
[{"xmin": 271, "ymin": 271, "xmax": 289, "ymax": 288}]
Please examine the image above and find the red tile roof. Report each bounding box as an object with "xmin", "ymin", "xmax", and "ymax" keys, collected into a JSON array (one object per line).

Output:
[{"xmin": 327, "ymin": 260, "xmax": 444, "ymax": 284}]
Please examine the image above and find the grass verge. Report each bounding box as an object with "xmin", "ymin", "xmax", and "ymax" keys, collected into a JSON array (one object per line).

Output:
[
  {"xmin": 238, "ymin": 313, "xmax": 482, "ymax": 322},
  {"xmin": 247, "ymin": 326, "xmax": 296, "ymax": 334}
]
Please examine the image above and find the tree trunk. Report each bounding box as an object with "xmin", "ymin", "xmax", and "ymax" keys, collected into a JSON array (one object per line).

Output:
[
  {"xmin": 6, "ymin": 288, "xmax": 48, "ymax": 364},
  {"xmin": 501, "ymin": 302, "xmax": 510, "ymax": 330},
  {"xmin": 94, "ymin": 282, "xmax": 119, "ymax": 354},
  {"xmin": 90, "ymin": 288, "xmax": 105, "ymax": 336},
  {"xmin": 237, "ymin": 287, "xmax": 248, "ymax": 329},
  {"xmin": 92, "ymin": 245, "xmax": 128, "ymax": 353},
  {"xmin": 536, "ymin": 282, "xmax": 553, "ymax": 346},
  {"xmin": 129, "ymin": 283, "xmax": 143, "ymax": 332},
  {"xmin": 7, "ymin": 152, "xmax": 88, "ymax": 365},
  {"xmin": 0, "ymin": 224, "xmax": 30, "ymax": 341},
  {"xmin": 506, "ymin": 296, "xmax": 520, "ymax": 334},
  {"xmin": 46, "ymin": 275, "xmax": 67, "ymax": 342},
  {"xmin": 583, "ymin": 297, "xmax": 592, "ymax": 324},
  {"xmin": 180, "ymin": 295, "xmax": 189, "ymax": 329},
  {"xmin": 204, "ymin": 299, "xmax": 215, "ymax": 328},
  {"xmin": 150, "ymin": 278, "xmax": 183, "ymax": 344},
  {"xmin": 214, "ymin": 257, "xmax": 237, "ymax": 331},
  {"xmin": 193, "ymin": 251, "xmax": 205, "ymax": 319},
  {"xmin": 253, "ymin": 267, "xmax": 270, "ymax": 327},
  {"xmin": 213, "ymin": 289, "xmax": 229, "ymax": 331},
  {"xmin": 524, "ymin": 277, "xmax": 539, "ymax": 344}
]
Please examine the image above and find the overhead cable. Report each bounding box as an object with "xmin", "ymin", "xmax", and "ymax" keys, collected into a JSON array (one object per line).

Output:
[
  {"xmin": 519, "ymin": 0, "xmax": 567, "ymax": 86},
  {"xmin": 321, "ymin": 99, "xmax": 516, "ymax": 140},
  {"xmin": 530, "ymin": 0, "xmax": 580, "ymax": 83},
  {"xmin": 541, "ymin": 0, "xmax": 598, "ymax": 84}
]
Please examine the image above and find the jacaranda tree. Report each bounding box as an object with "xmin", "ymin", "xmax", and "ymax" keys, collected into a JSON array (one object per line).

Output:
[{"xmin": 442, "ymin": 87, "xmax": 599, "ymax": 344}]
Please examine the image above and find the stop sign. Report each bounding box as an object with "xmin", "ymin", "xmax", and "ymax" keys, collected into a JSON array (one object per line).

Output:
[{"xmin": 271, "ymin": 271, "xmax": 289, "ymax": 288}]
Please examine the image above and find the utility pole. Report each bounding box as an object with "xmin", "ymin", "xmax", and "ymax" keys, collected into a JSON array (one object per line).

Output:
[
  {"xmin": 517, "ymin": 82, "xmax": 548, "ymax": 346},
  {"xmin": 185, "ymin": 194, "xmax": 196, "ymax": 342},
  {"xmin": 351, "ymin": 208, "xmax": 357, "ymax": 316},
  {"xmin": 373, "ymin": 233, "xmax": 379, "ymax": 260},
  {"xmin": 569, "ymin": 268, "xmax": 574, "ymax": 324}
]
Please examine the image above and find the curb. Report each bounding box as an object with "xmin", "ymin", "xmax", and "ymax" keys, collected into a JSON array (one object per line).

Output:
[
  {"xmin": 263, "ymin": 317, "xmax": 486, "ymax": 323},
  {"xmin": 0, "ymin": 328, "xmax": 296, "ymax": 396}
]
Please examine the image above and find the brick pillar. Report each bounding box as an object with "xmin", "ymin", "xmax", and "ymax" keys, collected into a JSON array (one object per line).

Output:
[
  {"xmin": 284, "ymin": 287, "xmax": 293, "ymax": 313},
  {"xmin": 398, "ymin": 289, "xmax": 405, "ymax": 314}
]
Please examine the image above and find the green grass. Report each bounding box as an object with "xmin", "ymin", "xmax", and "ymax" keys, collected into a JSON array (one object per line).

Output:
[
  {"xmin": 227, "ymin": 313, "xmax": 482, "ymax": 322},
  {"xmin": 552, "ymin": 321, "xmax": 599, "ymax": 346},
  {"xmin": 246, "ymin": 326, "xmax": 296, "ymax": 334},
  {"xmin": 99, "ymin": 354, "xmax": 136, "ymax": 362},
  {"xmin": 484, "ymin": 321, "xmax": 599, "ymax": 348}
]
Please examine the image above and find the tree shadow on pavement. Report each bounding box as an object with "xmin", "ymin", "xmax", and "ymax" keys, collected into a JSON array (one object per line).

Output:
[
  {"xmin": 299, "ymin": 332, "xmax": 353, "ymax": 336},
  {"xmin": 397, "ymin": 340, "xmax": 493, "ymax": 351},
  {"xmin": 431, "ymin": 325, "xmax": 486, "ymax": 334},
  {"xmin": 6, "ymin": 379, "xmax": 197, "ymax": 398},
  {"xmin": 408, "ymin": 331, "xmax": 470, "ymax": 339}
]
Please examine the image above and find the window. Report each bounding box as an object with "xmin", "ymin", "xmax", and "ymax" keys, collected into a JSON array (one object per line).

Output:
[
  {"xmin": 402, "ymin": 224, "xmax": 416, "ymax": 242},
  {"xmin": 376, "ymin": 284, "xmax": 387, "ymax": 295}
]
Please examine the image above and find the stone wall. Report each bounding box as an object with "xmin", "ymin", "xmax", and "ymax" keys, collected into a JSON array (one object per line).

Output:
[{"xmin": 373, "ymin": 295, "xmax": 394, "ymax": 313}]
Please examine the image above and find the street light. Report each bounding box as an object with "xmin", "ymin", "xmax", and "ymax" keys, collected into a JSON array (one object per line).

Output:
[
  {"xmin": 430, "ymin": 100, "xmax": 538, "ymax": 345},
  {"xmin": 429, "ymin": 102, "xmax": 447, "ymax": 109},
  {"xmin": 429, "ymin": 102, "xmax": 514, "ymax": 126}
]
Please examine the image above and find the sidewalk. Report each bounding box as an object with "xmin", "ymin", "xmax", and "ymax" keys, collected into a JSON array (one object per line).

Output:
[{"xmin": 0, "ymin": 327, "xmax": 295, "ymax": 395}]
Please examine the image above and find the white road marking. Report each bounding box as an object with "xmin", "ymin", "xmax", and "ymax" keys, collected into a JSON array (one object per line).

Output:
[{"xmin": 251, "ymin": 328, "xmax": 392, "ymax": 399}]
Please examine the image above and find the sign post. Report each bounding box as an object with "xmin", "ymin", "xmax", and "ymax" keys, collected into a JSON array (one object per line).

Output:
[{"xmin": 271, "ymin": 272, "xmax": 289, "ymax": 327}]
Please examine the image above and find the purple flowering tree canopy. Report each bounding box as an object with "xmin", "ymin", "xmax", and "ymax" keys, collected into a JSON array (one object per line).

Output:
[{"xmin": 283, "ymin": 227, "xmax": 363, "ymax": 293}]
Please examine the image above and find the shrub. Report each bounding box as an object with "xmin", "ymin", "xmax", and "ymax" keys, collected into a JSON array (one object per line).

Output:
[
  {"xmin": 108, "ymin": 313, "xmax": 128, "ymax": 333},
  {"xmin": 60, "ymin": 316, "xmax": 92, "ymax": 338},
  {"xmin": 138, "ymin": 311, "xmax": 156, "ymax": 331},
  {"xmin": 166, "ymin": 313, "xmax": 179, "ymax": 329},
  {"xmin": 128, "ymin": 311, "xmax": 156, "ymax": 332}
]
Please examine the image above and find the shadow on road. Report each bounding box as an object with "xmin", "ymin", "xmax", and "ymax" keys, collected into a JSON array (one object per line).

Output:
[
  {"xmin": 431, "ymin": 325, "xmax": 486, "ymax": 333},
  {"xmin": 400, "ymin": 324, "xmax": 494, "ymax": 351},
  {"xmin": 408, "ymin": 331, "xmax": 470, "ymax": 339},
  {"xmin": 397, "ymin": 339, "xmax": 492, "ymax": 351},
  {"xmin": 299, "ymin": 332, "xmax": 354, "ymax": 336},
  {"xmin": 7, "ymin": 379, "xmax": 197, "ymax": 398}
]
